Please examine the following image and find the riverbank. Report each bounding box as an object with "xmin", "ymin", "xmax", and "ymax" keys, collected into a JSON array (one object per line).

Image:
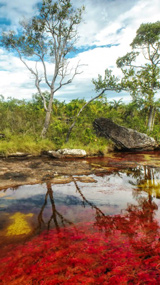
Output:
[
  {"xmin": 0, "ymin": 135, "xmax": 111, "ymax": 158},
  {"xmin": 1, "ymin": 151, "xmax": 160, "ymax": 190}
]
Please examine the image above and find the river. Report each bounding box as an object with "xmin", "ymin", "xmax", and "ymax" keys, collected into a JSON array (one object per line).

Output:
[{"xmin": 0, "ymin": 152, "xmax": 160, "ymax": 284}]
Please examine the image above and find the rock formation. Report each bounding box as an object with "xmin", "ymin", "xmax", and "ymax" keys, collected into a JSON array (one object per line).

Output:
[{"xmin": 93, "ymin": 118, "xmax": 158, "ymax": 151}]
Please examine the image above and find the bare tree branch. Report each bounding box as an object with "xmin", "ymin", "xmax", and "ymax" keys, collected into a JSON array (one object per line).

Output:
[
  {"xmin": 54, "ymin": 61, "xmax": 84, "ymax": 93},
  {"xmin": 66, "ymin": 89, "xmax": 106, "ymax": 142},
  {"xmin": 72, "ymin": 177, "xmax": 105, "ymax": 217}
]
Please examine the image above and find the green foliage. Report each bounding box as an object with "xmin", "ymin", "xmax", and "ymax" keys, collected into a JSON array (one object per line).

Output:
[
  {"xmin": 62, "ymin": 136, "xmax": 110, "ymax": 156},
  {"xmin": 92, "ymin": 69, "xmax": 121, "ymax": 93},
  {"xmin": 116, "ymin": 21, "xmax": 160, "ymax": 131},
  {"xmin": 0, "ymin": 0, "xmax": 84, "ymax": 138},
  {"xmin": 0, "ymin": 95, "xmax": 159, "ymax": 156},
  {"xmin": 116, "ymin": 52, "xmax": 139, "ymax": 68},
  {"xmin": 0, "ymin": 135, "xmax": 55, "ymax": 156},
  {"xmin": 1, "ymin": 0, "xmax": 84, "ymax": 58},
  {"xmin": 131, "ymin": 21, "xmax": 160, "ymax": 47},
  {"xmin": 149, "ymin": 125, "xmax": 160, "ymax": 143}
]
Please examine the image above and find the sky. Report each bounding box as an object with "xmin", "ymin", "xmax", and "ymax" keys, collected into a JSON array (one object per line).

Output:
[{"xmin": 0, "ymin": 0, "xmax": 160, "ymax": 103}]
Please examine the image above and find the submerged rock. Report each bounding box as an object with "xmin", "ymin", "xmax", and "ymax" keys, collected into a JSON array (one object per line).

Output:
[{"xmin": 93, "ymin": 118, "xmax": 158, "ymax": 151}]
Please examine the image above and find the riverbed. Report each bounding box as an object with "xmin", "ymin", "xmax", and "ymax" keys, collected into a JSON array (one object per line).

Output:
[{"xmin": 0, "ymin": 152, "xmax": 160, "ymax": 284}]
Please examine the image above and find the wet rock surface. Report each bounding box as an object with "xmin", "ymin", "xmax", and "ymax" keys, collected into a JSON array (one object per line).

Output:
[
  {"xmin": 1, "ymin": 151, "xmax": 160, "ymax": 190},
  {"xmin": 93, "ymin": 118, "xmax": 158, "ymax": 151},
  {"xmin": 0, "ymin": 157, "xmax": 92, "ymax": 189}
]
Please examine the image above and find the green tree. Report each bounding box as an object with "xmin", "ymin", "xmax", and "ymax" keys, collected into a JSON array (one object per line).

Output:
[
  {"xmin": 117, "ymin": 21, "xmax": 160, "ymax": 131},
  {"xmin": 66, "ymin": 69, "xmax": 121, "ymax": 142},
  {"xmin": 1, "ymin": 0, "xmax": 84, "ymax": 138}
]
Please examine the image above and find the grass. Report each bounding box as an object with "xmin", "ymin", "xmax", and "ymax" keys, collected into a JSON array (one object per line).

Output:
[
  {"xmin": 0, "ymin": 135, "xmax": 111, "ymax": 156},
  {"xmin": 62, "ymin": 137, "xmax": 112, "ymax": 156},
  {"xmin": 0, "ymin": 135, "xmax": 56, "ymax": 156}
]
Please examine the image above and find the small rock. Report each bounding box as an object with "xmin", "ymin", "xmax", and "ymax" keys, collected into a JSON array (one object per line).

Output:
[
  {"xmin": 8, "ymin": 152, "xmax": 30, "ymax": 157},
  {"xmin": 57, "ymin": 148, "xmax": 87, "ymax": 158},
  {"xmin": 46, "ymin": 150, "xmax": 62, "ymax": 158}
]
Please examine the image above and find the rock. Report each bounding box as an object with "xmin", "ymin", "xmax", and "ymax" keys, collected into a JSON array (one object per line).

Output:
[
  {"xmin": 74, "ymin": 176, "xmax": 97, "ymax": 183},
  {"xmin": 50, "ymin": 176, "xmax": 72, "ymax": 184},
  {"xmin": 7, "ymin": 152, "xmax": 30, "ymax": 157},
  {"xmin": 43, "ymin": 150, "xmax": 62, "ymax": 158},
  {"xmin": 57, "ymin": 148, "xmax": 87, "ymax": 158},
  {"xmin": 93, "ymin": 118, "xmax": 158, "ymax": 151},
  {"xmin": 42, "ymin": 149, "xmax": 87, "ymax": 158}
]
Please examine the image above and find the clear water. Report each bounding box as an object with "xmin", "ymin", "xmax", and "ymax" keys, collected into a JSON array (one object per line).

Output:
[
  {"xmin": 1, "ymin": 154, "xmax": 160, "ymax": 247},
  {"xmin": 1, "ymin": 153, "xmax": 160, "ymax": 283}
]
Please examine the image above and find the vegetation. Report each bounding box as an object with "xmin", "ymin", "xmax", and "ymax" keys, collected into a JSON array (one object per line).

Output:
[
  {"xmin": 0, "ymin": 94, "xmax": 160, "ymax": 156},
  {"xmin": 0, "ymin": 20, "xmax": 160, "ymax": 155},
  {"xmin": 1, "ymin": 181, "xmax": 160, "ymax": 284},
  {"xmin": 117, "ymin": 21, "xmax": 160, "ymax": 131},
  {"xmin": 93, "ymin": 22, "xmax": 160, "ymax": 132},
  {"xmin": 1, "ymin": 0, "xmax": 84, "ymax": 138}
]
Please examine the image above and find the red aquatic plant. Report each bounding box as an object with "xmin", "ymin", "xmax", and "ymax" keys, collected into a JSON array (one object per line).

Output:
[
  {"xmin": 0, "ymin": 206, "xmax": 160, "ymax": 284},
  {"xmin": 1, "ymin": 182, "xmax": 160, "ymax": 284}
]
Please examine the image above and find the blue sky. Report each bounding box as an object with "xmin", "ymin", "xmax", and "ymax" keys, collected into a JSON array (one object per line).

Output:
[{"xmin": 0, "ymin": 0, "xmax": 160, "ymax": 103}]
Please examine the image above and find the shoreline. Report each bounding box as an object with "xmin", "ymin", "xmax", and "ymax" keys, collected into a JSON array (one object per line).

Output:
[{"xmin": 1, "ymin": 150, "xmax": 160, "ymax": 190}]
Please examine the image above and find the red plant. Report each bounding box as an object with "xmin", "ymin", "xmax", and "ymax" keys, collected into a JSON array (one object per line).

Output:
[
  {"xmin": 0, "ymin": 218, "xmax": 160, "ymax": 284},
  {"xmin": 0, "ymin": 195, "xmax": 160, "ymax": 284}
]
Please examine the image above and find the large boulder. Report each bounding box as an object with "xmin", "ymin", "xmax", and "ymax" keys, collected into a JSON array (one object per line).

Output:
[{"xmin": 93, "ymin": 118, "xmax": 158, "ymax": 151}]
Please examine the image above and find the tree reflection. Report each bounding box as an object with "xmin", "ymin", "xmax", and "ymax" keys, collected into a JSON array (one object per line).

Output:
[
  {"xmin": 137, "ymin": 166, "xmax": 160, "ymax": 199},
  {"xmin": 36, "ymin": 169, "xmax": 160, "ymax": 252},
  {"xmin": 72, "ymin": 177, "xmax": 105, "ymax": 217},
  {"xmin": 1, "ymin": 170, "xmax": 160, "ymax": 284},
  {"xmin": 37, "ymin": 182, "xmax": 74, "ymax": 232},
  {"xmin": 126, "ymin": 165, "xmax": 160, "ymax": 197},
  {"xmin": 72, "ymin": 175, "xmax": 159, "ymax": 250}
]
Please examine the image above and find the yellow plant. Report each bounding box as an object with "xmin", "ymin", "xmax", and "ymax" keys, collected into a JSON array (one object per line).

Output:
[{"xmin": 6, "ymin": 212, "xmax": 33, "ymax": 236}]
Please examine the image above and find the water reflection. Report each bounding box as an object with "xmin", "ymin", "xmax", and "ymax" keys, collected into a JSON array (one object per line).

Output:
[
  {"xmin": 0, "ymin": 163, "xmax": 160, "ymax": 244},
  {"xmin": 72, "ymin": 175, "xmax": 159, "ymax": 245},
  {"xmin": 35, "ymin": 178, "xmax": 106, "ymax": 232},
  {"xmin": 34, "ymin": 168, "xmax": 160, "ymax": 239},
  {"xmin": 94, "ymin": 193, "xmax": 159, "ymax": 240},
  {"xmin": 37, "ymin": 182, "xmax": 74, "ymax": 232},
  {"xmin": 136, "ymin": 166, "xmax": 160, "ymax": 199},
  {"xmin": 1, "ymin": 156, "xmax": 160, "ymax": 283}
]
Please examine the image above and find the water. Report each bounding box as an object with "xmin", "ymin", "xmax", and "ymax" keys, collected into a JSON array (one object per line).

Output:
[{"xmin": 1, "ymin": 153, "xmax": 160, "ymax": 284}]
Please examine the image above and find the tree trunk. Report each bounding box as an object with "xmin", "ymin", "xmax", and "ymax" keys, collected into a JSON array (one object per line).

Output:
[
  {"xmin": 41, "ymin": 96, "xmax": 53, "ymax": 138},
  {"xmin": 41, "ymin": 110, "xmax": 52, "ymax": 138},
  {"xmin": 147, "ymin": 106, "xmax": 156, "ymax": 132}
]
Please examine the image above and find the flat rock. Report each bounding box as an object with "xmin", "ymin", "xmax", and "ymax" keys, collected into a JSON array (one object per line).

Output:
[
  {"xmin": 50, "ymin": 176, "xmax": 73, "ymax": 184},
  {"xmin": 0, "ymin": 157, "xmax": 91, "ymax": 190},
  {"xmin": 93, "ymin": 118, "xmax": 158, "ymax": 151},
  {"xmin": 74, "ymin": 176, "xmax": 97, "ymax": 183},
  {"xmin": 57, "ymin": 148, "xmax": 87, "ymax": 158},
  {"xmin": 1, "ymin": 152, "xmax": 30, "ymax": 158}
]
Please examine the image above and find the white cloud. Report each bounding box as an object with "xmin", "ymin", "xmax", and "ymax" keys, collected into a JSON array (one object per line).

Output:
[
  {"xmin": 76, "ymin": 0, "xmax": 138, "ymax": 48},
  {"xmin": 0, "ymin": 0, "xmax": 160, "ymax": 102},
  {"xmin": 0, "ymin": 0, "xmax": 39, "ymax": 30}
]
